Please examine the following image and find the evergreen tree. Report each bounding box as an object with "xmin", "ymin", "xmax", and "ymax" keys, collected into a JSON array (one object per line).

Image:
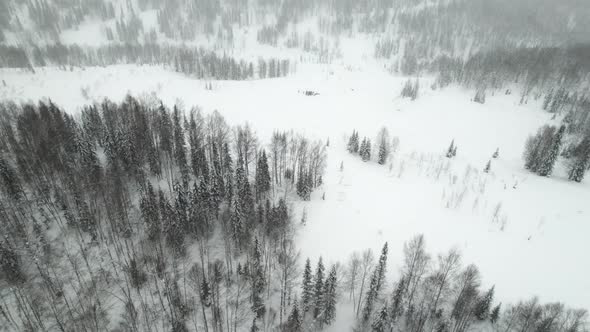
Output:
[
  {"xmin": 348, "ymin": 130, "xmax": 357, "ymax": 153},
  {"xmin": 222, "ymin": 142, "xmax": 234, "ymax": 201},
  {"xmin": 251, "ymin": 237, "xmax": 266, "ymax": 319},
  {"xmin": 474, "ymin": 88, "xmax": 486, "ymax": 104},
  {"xmin": 446, "ymin": 140, "xmax": 456, "ymax": 158},
  {"xmin": 389, "ymin": 277, "xmax": 405, "ymax": 323},
  {"xmin": 235, "ymin": 156, "xmax": 254, "ymax": 230},
  {"xmin": 538, "ymin": 125, "xmax": 565, "ymax": 176},
  {"xmin": 378, "ymin": 140, "xmax": 388, "ymax": 165},
  {"xmin": 361, "ymin": 138, "xmax": 372, "ymax": 162},
  {"xmin": 490, "ymin": 303, "xmax": 501, "ymax": 324},
  {"xmin": 352, "ymin": 131, "xmax": 360, "ymax": 153},
  {"xmin": 322, "ymin": 265, "xmax": 338, "ymax": 326},
  {"xmin": 172, "ymin": 106, "xmax": 188, "ymax": 176},
  {"xmin": 255, "ymin": 150, "xmax": 271, "ymax": 200},
  {"xmin": 474, "ymin": 286, "xmax": 494, "ymax": 320},
  {"xmin": 371, "ymin": 305, "xmax": 389, "ymax": 332},
  {"xmin": 568, "ymin": 136, "xmax": 590, "ymax": 182},
  {"xmin": 362, "ymin": 243, "xmax": 388, "ymax": 323},
  {"xmin": 301, "ymin": 258, "xmax": 314, "ymax": 313},
  {"xmin": 296, "ymin": 166, "xmax": 311, "ymax": 200},
  {"xmin": 492, "ymin": 148, "xmax": 499, "ymax": 159},
  {"xmin": 484, "ymin": 160, "xmax": 491, "ymax": 173},
  {"xmin": 286, "ymin": 301, "xmax": 303, "ymax": 332},
  {"xmin": 313, "ymin": 257, "xmax": 325, "ymax": 319}
]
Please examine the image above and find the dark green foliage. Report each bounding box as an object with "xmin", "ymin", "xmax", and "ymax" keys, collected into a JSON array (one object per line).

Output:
[
  {"xmin": 360, "ymin": 137, "xmax": 372, "ymax": 161},
  {"xmin": 525, "ymin": 125, "xmax": 566, "ymax": 177},
  {"xmin": 372, "ymin": 305, "xmax": 389, "ymax": 332},
  {"xmin": 474, "ymin": 286, "xmax": 495, "ymax": 320},
  {"xmin": 296, "ymin": 166, "xmax": 312, "ymax": 200},
  {"xmin": 490, "ymin": 303, "xmax": 501, "ymax": 323},
  {"xmin": 313, "ymin": 257, "xmax": 325, "ymax": 319},
  {"xmin": 348, "ymin": 130, "xmax": 360, "ymax": 153},
  {"xmin": 568, "ymin": 136, "xmax": 590, "ymax": 182},
  {"xmin": 400, "ymin": 79, "xmax": 419, "ymax": 100},
  {"xmin": 286, "ymin": 301, "xmax": 303, "ymax": 331},
  {"xmin": 484, "ymin": 160, "xmax": 491, "ymax": 173},
  {"xmin": 446, "ymin": 140, "xmax": 457, "ymax": 158},
  {"xmin": 537, "ymin": 125, "xmax": 565, "ymax": 176},
  {"xmin": 255, "ymin": 150, "xmax": 271, "ymax": 200},
  {"xmin": 363, "ymin": 243, "xmax": 388, "ymax": 323},
  {"xmin": 389, "ymin": 277, "xmax": 406, "ymax": 323},
  {"xmin": 492, "ymin": 148, "xmax": 499, "ymax": 159},
  {"xmin": 322, "ymin": 265, "xmax": 338, "ymax": 326},
  {"xmin": 301, "ymin": 258, "xmax": 314, "ymax": 313},
  {"xmin": 251, "ymin": 237, "xmax": 266, "ymax": 319}
]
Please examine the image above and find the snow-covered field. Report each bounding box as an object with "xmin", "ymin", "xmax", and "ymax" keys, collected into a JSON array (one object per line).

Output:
[{"xmin": 1, "ymin": 63, "xmax": 588, "ymax": 317}]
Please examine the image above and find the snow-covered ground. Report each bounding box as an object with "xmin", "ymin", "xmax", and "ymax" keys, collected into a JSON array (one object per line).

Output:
[{"xmin": 1, "ymin": 63, "xmax": 588, "ymax": 318}]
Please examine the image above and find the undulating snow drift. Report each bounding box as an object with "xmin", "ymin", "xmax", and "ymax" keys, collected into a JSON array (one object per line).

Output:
[{"xmin": 1, "ymin": 63, "xmax": 588, "ymax": 322}]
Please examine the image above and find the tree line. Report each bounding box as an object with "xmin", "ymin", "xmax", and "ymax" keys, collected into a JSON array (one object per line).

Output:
[{"xmin": 0, "ymin": 43, "xmax": 293, "ymax": 80}]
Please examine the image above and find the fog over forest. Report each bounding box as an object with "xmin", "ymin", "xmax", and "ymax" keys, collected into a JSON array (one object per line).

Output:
[{"xmin": 1, "ymin": 0, "xmax": 589, "ymax": 331}]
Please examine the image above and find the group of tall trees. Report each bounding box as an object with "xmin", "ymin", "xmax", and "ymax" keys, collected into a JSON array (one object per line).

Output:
[
  {"xmin": 342, "ymin": 235, "xmax": 587, "ymax": 332},
  {"xmin": 524, "ymin": 123, "xmax": 590, "ymax": 182},
  {"xmin": 0, "ymin": 95, "xmax": 324, "ymax": 331},
  {"xmin": 348, "ymin": 129, "xmax": 397, "ymax": 165},
  {"xmin": 2, "ymin": 0, "xmax": 589, "ymax": 95},
  {"xmin": 292, "ymin": 257, "xmax": 338, "ymax": 330},
  {"xmin": 400, "ymin": 79, "xmax": 420, "ymax": 100},
  {"xmin": 524, "ymin": 124, "xmax": 566, "ymax": 177},
  {"xmin": 0, "ymin": 43, "xmax": 293, "ymax": 80}
]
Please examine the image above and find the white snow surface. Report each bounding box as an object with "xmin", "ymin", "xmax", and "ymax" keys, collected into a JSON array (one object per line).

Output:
[{"xmin": 1, "ymin": 63, "xmax": 589, "ymax": 318}]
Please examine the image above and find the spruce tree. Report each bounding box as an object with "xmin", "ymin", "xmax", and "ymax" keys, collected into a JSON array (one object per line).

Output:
[
  {"xmin": 378, "ymin": 139, "xmax": 388, "ymax": 165},
  {"xmin": 568, "ymin": 137, "xmax": 590, "ymax": 182},
  {"xmin": 446, "ymin": 140, "xmax": 455, "ymax": 158},
  {"xmin": 362, "ymin": 243, "xmax": 388, "ymax": 323},
  {"xmin": 538, "ymin": 125, "xmax": 565, "ymax": 177},
  {"xmin": 172, "ymin": 106, "xmax": 188, "ymax": 176},
  {"xmin": 251, "ymin": 237, "xmax": 266, "ymax": 319},
  {"xmin": 352, "ymin": 131, "xmax": 360, "ymax": 153},
  {"xmin": 348, "ymin": 130, "xmax": 357, "ymax": 153},
  {"xmin": 301, "ymin": 258, "xmax": 314, "ymax": 313},
  {"xmin": 492, "ymin": 148, "xmax": 499, "ymax": 159},
  {"xmin": 389, "ymin": 277, "xmax": 405, "ymax": 323},
  {"xmin": 484, "ymin": 160, "xmax": 491, "ymax": 173},
  {"xmin": 490, "ymin": 303, "xmax": 501, "ymax": 324},
  {"xmin": 361, "ymin": 138, "xmax": 372, "ymax": 162},
  {"xmin": 474, "ymin": 286, "xmax": 494, "ymax": 320},
  {"xmin": 286, "ymin": 301, "xmax": 303, "ymax": 332},
  {"xmin": 322, "ymin": 265, "xmax": 338, "ymax": 326},
  {"xmin": 313, "ymin": 257, "xmax": 325, "ymax": 319},
  {"xmin": 371, "ymin": 305, "xmax": 389, "ymax": 332},
  {"xmin": 255, "ymin": 150, "xmax": 271, "ymax": 200}
]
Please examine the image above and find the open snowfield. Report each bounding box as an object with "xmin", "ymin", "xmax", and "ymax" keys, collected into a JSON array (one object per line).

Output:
[{"xmin": 1, "ymin": 62, "xmax": 589, "ymax": 320}]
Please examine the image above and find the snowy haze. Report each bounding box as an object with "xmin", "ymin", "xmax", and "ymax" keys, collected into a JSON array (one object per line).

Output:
[{"xmin": 1, "ymin": 0, "xmax": 590, "ymax": 329}]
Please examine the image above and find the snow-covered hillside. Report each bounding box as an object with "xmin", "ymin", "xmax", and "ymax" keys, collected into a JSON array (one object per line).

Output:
[{"xmin": 2, "ymin": 62, "xmax": 588, "ymax": 321}]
